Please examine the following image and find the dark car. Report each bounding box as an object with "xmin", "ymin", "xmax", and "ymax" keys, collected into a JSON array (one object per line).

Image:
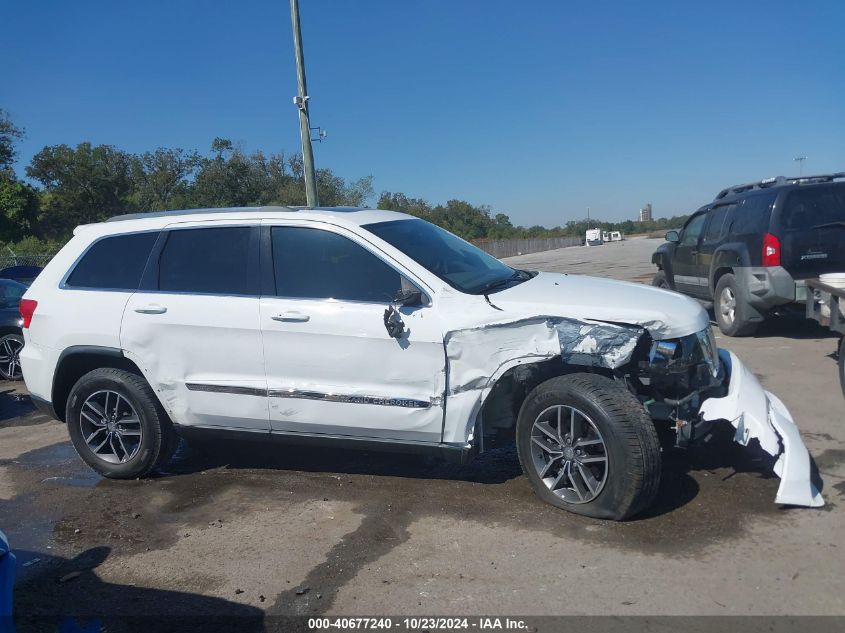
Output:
[
  {"xmin": 0, "ymin": 265, "xmax": 42, "ymax": 285},
  {"xmin": 652, "ymin": 172, "xmax": 845, "ymax": 336},
  {"xmin": 0, "ymin": 279, "xmax": 27, "ymax": 380}
]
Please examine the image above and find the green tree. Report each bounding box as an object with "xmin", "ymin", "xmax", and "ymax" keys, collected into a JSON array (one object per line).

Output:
[
  {"xmin": 130, "ymin": 148, "xmax": 200, "ymax": 211},
  {"xmin": 0, "ymin": 109, "xmax": 25, "ymax": 174},
  {"xmin": 26, "ymin": 143, "xmax": 135, "ymax": 238},
  {"xmin": 0, "ymin": 175, "xmax": 40, "ymax": 241},
  {"xmin": 377, "ymin": 191, "xmax": 432, "ymax": 218}
]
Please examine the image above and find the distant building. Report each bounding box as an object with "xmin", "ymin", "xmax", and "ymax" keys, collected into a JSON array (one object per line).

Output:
[{"xmin": 638, "ymin": 203, "xmax": 653, "ymax": 222}]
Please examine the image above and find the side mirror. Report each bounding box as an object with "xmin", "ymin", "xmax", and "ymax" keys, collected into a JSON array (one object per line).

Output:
[
  {"xmin": 665, "ymin": 230, "xmax": 680, "ymax": 243},
  {"xmin": 392, "ymin": 287, "xmax": 423, "ymax": 307}
]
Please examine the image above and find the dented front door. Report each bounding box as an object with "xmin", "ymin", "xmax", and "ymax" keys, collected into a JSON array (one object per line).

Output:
[{"xmin": 259, "ymin": 222, "xmax": 446, "ymax": 442}]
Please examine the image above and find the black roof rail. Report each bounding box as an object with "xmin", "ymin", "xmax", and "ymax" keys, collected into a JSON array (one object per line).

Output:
[{"xmin": 714, "ymin": 172, "xmax": 845, "ymax": 200}]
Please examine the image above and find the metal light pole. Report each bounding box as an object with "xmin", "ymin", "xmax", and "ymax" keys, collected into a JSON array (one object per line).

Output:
[
  {"xmin": 290, "ymin": 0, "xmax": 318, "ymax": 207},
  {"xmin": 794, "ymin": 156, "xmax": 807, "ymax": 177}
]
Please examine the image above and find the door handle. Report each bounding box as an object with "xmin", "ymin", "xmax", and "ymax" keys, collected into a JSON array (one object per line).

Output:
[
  {"xmin": 134, "ymin": 305, "xmax": 167, "ymax": 315},
  {"xmin": 272, "ymin": 311, "xmax": 310, "ymax": 323}
]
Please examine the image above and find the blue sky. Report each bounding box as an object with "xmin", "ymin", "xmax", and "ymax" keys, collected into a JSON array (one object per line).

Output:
[{"xmin": 4, "ymin": 0, "xmax": 844, "ymax": 226}]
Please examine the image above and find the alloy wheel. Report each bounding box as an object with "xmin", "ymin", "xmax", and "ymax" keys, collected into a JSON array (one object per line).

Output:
[
  {"xmin": 79, "ymin": 390, "xmax": 143, "ymax": 464},
  {"xmin": 0, "ymin": 336, "xmax": 23, "ymax": 379},
  {"xmin": 529, "ymin": 404, "xmax": 609, "ymax": 504},
  {"xmin": 720, "ymin": 286, "xmax": 736, "ymax": 325}
]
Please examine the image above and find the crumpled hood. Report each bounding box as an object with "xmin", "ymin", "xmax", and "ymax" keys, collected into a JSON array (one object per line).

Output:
[{"xmin": 490, "ymin": 272, "xmax": 709, "ymax": 340}]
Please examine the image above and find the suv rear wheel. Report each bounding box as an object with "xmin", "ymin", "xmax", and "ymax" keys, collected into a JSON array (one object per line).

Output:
[
  {"xmin": 714, "ymin": 273, "xmax": 760, "ymax": 337},
  {"xmin": 0, "ymin": 333, "xmax": 24, "ymax": 381},
  {"xmin": 516, "ymin": 373, "xmax": 661, "ymax": 520},
  {"xmin": 66, "ymin": 368, "xmax": 177, "ymax": 479}
]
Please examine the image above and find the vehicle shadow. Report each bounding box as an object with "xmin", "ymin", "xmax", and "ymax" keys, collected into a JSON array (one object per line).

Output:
[
  {"xmin": 707, "ymin": 308, "xmax": 839, "ymax": 340},
  {"xmin": 162, "ymin": 436, "xmax": 525, "ymax": 486},
  {"xmin": 161, "ymin": 425, "xmax": 779, "ymax": 519},
  {"xmin": 0, "ymin": 388, "xmax": 36, "ymax": 426},
  {"xmin": 11, "ymin": 546, "xmax": 265, "ymax": 633}
]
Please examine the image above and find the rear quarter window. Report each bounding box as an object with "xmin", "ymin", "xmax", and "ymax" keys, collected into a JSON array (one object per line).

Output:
[
  {"xmin": 731, "ymin": 193, "xmax": 776, "ymax": 236},
  {"xmin": 65, "ymin": 232, "xmax": 158, "ymax": 290}
]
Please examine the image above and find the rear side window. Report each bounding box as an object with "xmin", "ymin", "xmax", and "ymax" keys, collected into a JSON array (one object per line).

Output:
[
  {"xmin": 158, "ymin": 227, "xmax": 253, "ymax": 295},
  {"xmin": 732, "ymin": 193, "xmax": 775, "ymax": 235},
  {"xmin": 65, "ymin": 232, "xmax": 158, "ymax": 290},
  {"xmin": 271, "ymin": 227, "xmax": 402, "ymax": 302}
]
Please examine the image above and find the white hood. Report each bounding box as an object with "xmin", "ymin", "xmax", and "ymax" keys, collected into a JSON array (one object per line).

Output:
[{"xmin": 490, "ymin": 272, "xmax": 709, "ymax": 340}]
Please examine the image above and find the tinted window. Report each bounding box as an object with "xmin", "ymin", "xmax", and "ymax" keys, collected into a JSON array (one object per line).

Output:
[
  {"xmin": 782, "ymin": 185, "xmax": 845, "ymax": 231},
  {"xmin": 733, "ymin": 193, "xmax": 775, "ymax": 234},
  {"xmin": 364, "ymin": 219, "xmax": 518, "ymax": 294},
  {"xmin": 272, "ymin": 227, "xmax": 401, "ymax": 302},
  {"xmin": 703, "ymin": 204, "xmax": 735, "ymax": 244},
  {"xmin": 0, "ymin": 280, "xmax": 26, "ymax": 309},
  {"xmin": 680, "ymin": 213, "xmax": 707, "ymax": 247},
  {"xmin": 158, "ymin": 227, "xmax": 252, "ymax": 294},
  {"xmin": 66, "ymin": 232, "xmax": 157, "ymax": 290}
]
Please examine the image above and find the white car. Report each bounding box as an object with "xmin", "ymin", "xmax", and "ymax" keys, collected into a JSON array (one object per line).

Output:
[{"xmin": 19, "ymin": 207, "xmax": 823, "ymax": 520}]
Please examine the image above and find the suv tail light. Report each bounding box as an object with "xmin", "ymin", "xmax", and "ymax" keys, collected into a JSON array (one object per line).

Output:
[
  {"xmin": 762, "ymin": 233, "xmax": 781, "ymax": 267},
  {"xmin": 19, "ymin": 299, "xmax": 37, "ymax": 328}
]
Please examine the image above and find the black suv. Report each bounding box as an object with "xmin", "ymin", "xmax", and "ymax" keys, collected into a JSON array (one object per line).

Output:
[{"xmin": 652, "ymin": 172, "xmax": 845, "ymax": 336}]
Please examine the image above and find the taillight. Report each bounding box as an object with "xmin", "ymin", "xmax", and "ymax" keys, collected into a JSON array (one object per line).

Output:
[
  {"xmin": 19, "ymin": 299, "xmax": 37, "ymax": 328},
  {"xmin": 762, "ymin": 233, "xmax": 781, "ymax": 267}
]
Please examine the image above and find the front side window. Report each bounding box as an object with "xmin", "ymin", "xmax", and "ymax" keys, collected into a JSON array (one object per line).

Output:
[
  {"xmin": 363, "ymin": 218, "xmax": 523, "ymax": 294},
  {"xmin": 271, "ymin": 227, "xmax": 402, "ymax": 302},
  {"xmin": 680, "ymin": 213, "xmax": 707, "ymax": 247},
  {"xmin": 65, "ymin": 232, "xmax": 158, "ymax": 290},
  {"xmin": 158, "ymin": 227, "xmax": 252, "ymax": 295}
]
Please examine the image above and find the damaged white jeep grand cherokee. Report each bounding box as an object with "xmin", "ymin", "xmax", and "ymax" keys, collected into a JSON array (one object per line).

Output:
[{"xmin": 20, "ymin": 207, "xmax": 823, "ymax": 519}]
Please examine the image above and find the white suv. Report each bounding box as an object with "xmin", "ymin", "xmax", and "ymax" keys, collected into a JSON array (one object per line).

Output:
[{"xmin": 19, "ymin": 207, "xmax": 823, "ymax": 519}]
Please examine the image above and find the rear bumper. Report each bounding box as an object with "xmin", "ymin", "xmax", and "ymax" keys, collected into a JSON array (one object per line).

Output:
[
  {"xmin": 735, "ymin": 266, "xmax": 800, "ymax": 313},
  {"xmin": 699, "ymin": 350, "xmax": 824, "ymax": 508}
]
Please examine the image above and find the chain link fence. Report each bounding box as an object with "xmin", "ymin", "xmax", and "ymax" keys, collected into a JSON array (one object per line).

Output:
[
  {"xmin": 473, "ymin": 236, "xmax": 582, "ymax": 259},
  {"xmin": 0, "ymin": 255, "xmax": 55, "ymax": 269}
]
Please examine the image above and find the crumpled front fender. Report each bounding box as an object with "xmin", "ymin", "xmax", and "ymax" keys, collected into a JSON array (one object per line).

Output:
[{"xmin": 699, "ymin": 350, "xmax": 824, "ymax": 508}]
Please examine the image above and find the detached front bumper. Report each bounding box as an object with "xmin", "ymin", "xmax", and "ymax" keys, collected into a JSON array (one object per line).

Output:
[{"xmin": 699, "ymin": 350, "xmax": 824, "ymax": 508}]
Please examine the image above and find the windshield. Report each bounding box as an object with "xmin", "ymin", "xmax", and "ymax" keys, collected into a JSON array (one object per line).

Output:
[{"xmin": 363, "ymin": 218, "xmax": 522, "ymax": 294}]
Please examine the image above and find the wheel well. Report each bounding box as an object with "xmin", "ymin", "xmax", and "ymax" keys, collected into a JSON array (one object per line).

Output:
[
  {"xmin": 52, "ymin": 351, "xmax": 143, "ymax": 422},
  {"xmin": 479, "ymin": 357, "xmax": 613, "ymax": 447},
  {"xmin": 0, "ymin": 326, "xmax": 21, "ymax": 337},
  {"xmin": 712, "ymin": 267, "xmax": 733, "ymax": 294}
]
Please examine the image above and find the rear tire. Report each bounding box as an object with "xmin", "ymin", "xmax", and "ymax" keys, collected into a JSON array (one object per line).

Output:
[
  {"xmin": 714, "ymin": 273, "xmax": 759, "ymax": 337},
  {"xmin": 0, "ymin": 333, "xmax": 24, "ymax": 381},
  {"xmin": 838, "ymin": 336, "xmax": 845, "ymax": 400},
  {"xmin": 66, "ymin": 368, "xmax": 176, "ymax": 479},
  {"xmin": 516, "ymin": 373, "xmax": 661, "ymax": 520},
  {"xmin": 652, "ymin": 271, "xmax": 670, "ymax": 290}
]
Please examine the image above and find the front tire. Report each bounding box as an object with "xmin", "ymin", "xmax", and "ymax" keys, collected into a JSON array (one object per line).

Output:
[
  {"xmin": 714, "ymin": 273, "xmax": 760, "ymax": 337},
  {"xmin": 652, "ymin": 270, "xmax": 670, "ymax": 290},
  {"xmin": 66, "ymin": 368, "xmax": 176, "ymax": 479},
  {"xmin": 516, "ymin": 373, "xmax": 661, "ymax": 520}
]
